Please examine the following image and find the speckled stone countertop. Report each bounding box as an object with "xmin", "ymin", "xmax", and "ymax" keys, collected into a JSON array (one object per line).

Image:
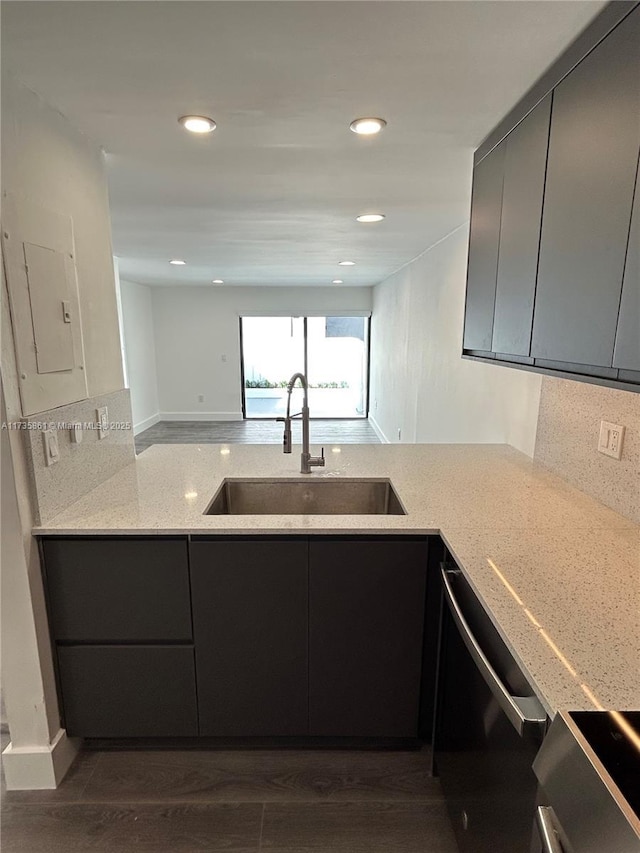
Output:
[{"xmin": 33, "ymin": 443, "xmax": 639, "ymax": 717}]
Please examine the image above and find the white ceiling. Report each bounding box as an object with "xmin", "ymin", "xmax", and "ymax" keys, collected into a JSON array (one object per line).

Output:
[{"xmin": 2, "ymin": 1, "xmax": 605, "ymax": 287}]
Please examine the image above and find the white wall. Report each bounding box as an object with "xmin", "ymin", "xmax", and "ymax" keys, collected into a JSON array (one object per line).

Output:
[
  {"xmin": 1, "ymin": 76, "xmax": 128, "ymax": 788},
  {"xmin": 1, "ymin": 74, "xmax": 124, "ymax": 400},
  {"xmin": 151, "ymin": 286, "xmax": 372, "ymax": 419},
  {"xmin": 370, "ymin": 225, "xmax": 542, "ymax": 456},
  {"xmin": 120, "ymin": 279, "xmax": 160, "ymax": 433}
]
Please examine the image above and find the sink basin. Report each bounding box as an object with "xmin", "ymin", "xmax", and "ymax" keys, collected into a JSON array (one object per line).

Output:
[{"xmin": 204, "ymin": 478, "xmax": 407, "ymax": 516}]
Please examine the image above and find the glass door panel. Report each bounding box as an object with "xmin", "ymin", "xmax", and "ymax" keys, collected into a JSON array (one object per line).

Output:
[
  {"xmin": 306, "ymin": 317, "xmax": 368, "ymax": 418},
  {"xmin": 242, "ymin": 317, "xmax": 305, "ymax": 418}
]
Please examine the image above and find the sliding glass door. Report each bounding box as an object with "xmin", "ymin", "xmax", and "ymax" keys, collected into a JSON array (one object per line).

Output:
[{"xmin": 241, "ymin": 315, "xmax": 369, "ymax": 419}]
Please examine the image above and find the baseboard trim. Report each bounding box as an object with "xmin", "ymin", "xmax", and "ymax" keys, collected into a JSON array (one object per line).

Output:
[
  {"xmin": 369, "ymin": 415, "xmax": 390, "ymax": 443},
  {"xmin": 2, "ymin": 728, "xmax": 81, "ymax": 790},
  {"xmin": 159, "ymin": 412, "xmax": 243, "ymax": 422},
  {"xmin": 133, "ymin": 413, "xmax": 161, "ymax": 435}
]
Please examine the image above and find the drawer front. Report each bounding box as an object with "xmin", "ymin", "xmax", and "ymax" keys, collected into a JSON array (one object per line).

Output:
[
  {"xmin": 57, "ymin": 645, "xmax": 198, "ymax": 737},
  {"xmin": 43, "ymin": 538, "xmax": 192, "ymax": 641}
]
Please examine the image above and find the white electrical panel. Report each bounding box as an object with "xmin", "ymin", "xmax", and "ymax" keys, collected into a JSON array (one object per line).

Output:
[
  {"xmin": 24, "ymin": 242, "xmax": 75, "ymax": 373},
  {"xmin": 2, "ymin": 193, "xmax": 87, "ymax": 416}
]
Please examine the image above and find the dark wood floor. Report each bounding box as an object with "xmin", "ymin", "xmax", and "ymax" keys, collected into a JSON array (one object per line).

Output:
[
  {"xmin": 1, "ymin": 745, "xmax": 458, "ymax": 852},
  {"xmin": 135, "ymin": 419, "xmax": 380, "ymax": 454}
]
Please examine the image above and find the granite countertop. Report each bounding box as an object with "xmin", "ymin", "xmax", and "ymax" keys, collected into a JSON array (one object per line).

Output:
[{"xmin": 33, "ymin": 443, "xmax": 640, "ymax": 717}]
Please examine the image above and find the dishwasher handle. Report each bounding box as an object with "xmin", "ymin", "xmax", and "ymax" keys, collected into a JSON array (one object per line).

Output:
[
  {"xmin": 441, "ymin": 565, "xmax": 547, "ymax": 738},
  {"xmin": 535, "ymin": 807, "xmax": 565, "ymax": 853}
]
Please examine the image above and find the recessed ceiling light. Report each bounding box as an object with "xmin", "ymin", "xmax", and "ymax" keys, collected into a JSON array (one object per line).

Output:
[
  {"xmin": 338, "ymin": 260, "xmax": 355, "ymax": 266},
  {"xmin": 349, "ymin": 117, "xmax": 387, "ymax": 136},
  {"xmin": 169, "ymin": 259, "xmax": 186, "ymax": 265},
  {"xmin": 332, "ymin": 279, "xmax": 343, "ymax": 284},
  {"xmin": 212, "ymin": 279, "xmax": 224, "ymax": 284},
  {"xmin": 178, "ymin": 115, "xmax": 217, "ymax": 134},
  {"xmin": 356, "ymin": 213, "xmax": 385, "ymax": 223}
]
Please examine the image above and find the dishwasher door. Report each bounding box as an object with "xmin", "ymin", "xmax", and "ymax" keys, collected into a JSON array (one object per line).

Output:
[{"xmin": 433, "ymin": 565, "xmax": 547, "ymax": 853}]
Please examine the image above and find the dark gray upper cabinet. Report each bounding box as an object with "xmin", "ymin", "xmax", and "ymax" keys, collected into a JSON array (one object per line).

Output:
[
  {"xmin": 491, "ymin": 95, "xmax": 551, "ymax": 356},
  {"xmin": 463, "ymin": 141, "xmax": 505, "ymax": 352},
  {"xmin": 613, "ymin": 158, "xmax": 640, "ymax": 371},
  {"xmin": 190, "ymin": 538, "xmax": 309, "ymax": 737},
  {"xmin": 531, "ymin": 8, "xmax": 640, "ymax": 366}
]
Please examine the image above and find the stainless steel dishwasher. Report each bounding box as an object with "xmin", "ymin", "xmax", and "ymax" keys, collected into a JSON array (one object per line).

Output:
[{"xmin": 433, "ymin": 563, "xmax": 548, "ymax": 852}]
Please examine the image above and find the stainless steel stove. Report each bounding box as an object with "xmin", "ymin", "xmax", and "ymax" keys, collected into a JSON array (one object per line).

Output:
[{"xmin": 533, "ymin": 710, "xmax": 640, "ymax": 852}]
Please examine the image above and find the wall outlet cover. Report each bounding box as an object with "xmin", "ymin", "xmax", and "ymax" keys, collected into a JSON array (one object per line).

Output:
[{"xmin": 598, "ymin": 420, "xmax": 625, "ymax": 460}]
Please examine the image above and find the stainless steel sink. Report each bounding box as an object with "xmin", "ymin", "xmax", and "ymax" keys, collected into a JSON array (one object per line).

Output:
[{"xmin": 204, "ymin": 478, "xmax": 407, "ymax": 515}]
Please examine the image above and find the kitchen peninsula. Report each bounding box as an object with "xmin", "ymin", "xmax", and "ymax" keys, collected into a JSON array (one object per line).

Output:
[{"xmin": 34, "ymin": 443, "xmax": 639, "ymax": 721}]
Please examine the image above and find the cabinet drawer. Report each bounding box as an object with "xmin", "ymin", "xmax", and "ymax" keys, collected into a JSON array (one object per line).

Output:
[
  {"xmin": 42, "ymin": 538, "xmax": 191, "ymax": 641},
  {"xmin": 57, "ymin": 645, "xmax": 198, "ymax": 737}
]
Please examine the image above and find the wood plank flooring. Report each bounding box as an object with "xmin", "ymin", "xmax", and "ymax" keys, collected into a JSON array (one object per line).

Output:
[
  {"xmin": 135, "ymin": 419, "xmax": 380, "ymax": 454},
  {"xmin": 1, "ymin": 746, "xmax": 459, "ymax": 852}
]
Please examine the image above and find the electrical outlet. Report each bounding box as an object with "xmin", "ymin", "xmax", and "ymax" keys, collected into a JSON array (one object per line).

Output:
[
  {"xmin": 221, "ymin": 354, "xmax": 227, "ymax": 363},
  {"xmin": 43, "ymin": 428, "xmax": 59, "ymax": 466},
  {"xmin": 198, "ymin": 394, "xmax": 205, "ymax": 403},
  {"xmin": 96, "ymin": 406, "xmax": 109, "ymax": 440},
  {"xmin": 598, "ymin": 420, "xmax": 625, "ymax": 460}
]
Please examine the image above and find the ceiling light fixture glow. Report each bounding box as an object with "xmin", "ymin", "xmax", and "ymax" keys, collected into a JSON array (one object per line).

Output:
[
  {"xmin": 338, "ymin": 260, "xmax": 355, "ymax": 266},
  {"xmin": 169, "ymin": 259, "xmax": 186, "ymax": 265},
  {"xmin": 178, "ymin": 115, "xmax": 217, "ymax": 134},
  {"xmin": 332, "ymin": 279, "xmax": 343, "ymax": 284},
  {"xmin": 356, "ymin": 214, "xmax": 385, "ymax": 223},
  {"xmin": 349, "ymin": 117, "xmax": 387, "ymax": 136},
  {"xmin": 212, "ymin": 279, "xmax": 224, "ymax": 284}
]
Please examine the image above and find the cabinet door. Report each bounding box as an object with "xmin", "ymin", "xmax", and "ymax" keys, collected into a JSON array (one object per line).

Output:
[
  {"xmin": 43, "ymin": 538, "xmax": 192, "ymax": 641},
  {"xmin": 613, "ymin": 158, "xmax": 640, "ymax": 371},
  {"xmin": 309, "ymin": 537, "xmax": 427, "ymax": 737},
  {"xmin": 492, "ymin": 95, "xmax": 551, "ymax": 356},
  {"xmin": 57, "ymin": 645, "xmax": 198, "ymax": 737},
  {"xmin": 190, "ymin": 538, "xmax": 308, "ymax": 736},
  {"xmin": 531, "ymin": 8, "xmax": 640, "ymax": 366},
  {"xmin": 463, "ymin": 142, "xmax": 505, "ymax": 352}
]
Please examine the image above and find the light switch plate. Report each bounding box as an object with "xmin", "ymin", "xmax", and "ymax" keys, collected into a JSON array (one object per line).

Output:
[
  {"xmin": 70, "ymin": 422, "xmax": 83, "ymax": 444},
  {"xmin": 96, "ymin": 406, "xmax": 109, "ymax": 440},
  {"xmin": 598, "ymin": 421, "xmax": 625, "ymax": 460},
  {"xmin": 43, "ymin": 427, "xmax": 59, "ymax": 466}
]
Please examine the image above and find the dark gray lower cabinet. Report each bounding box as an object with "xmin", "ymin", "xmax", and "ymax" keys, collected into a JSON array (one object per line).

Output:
[
  {"xmin": 309, "ymin": 537, "xmax": 427, "ymax": 737},
  {"xmin": 43, "ymin": 535, "xmax": 431, "ymax": 739},
  {"xmin": 190, "ymin": 538, "xmax": 308, "ymax": 736},
  {"xmin": 42, "ymin": 537, "xmax": 192, "ymax": 641},
  {"xmin": 57, "ymin": 645, "xmax": 198, "ymax": 737}
]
